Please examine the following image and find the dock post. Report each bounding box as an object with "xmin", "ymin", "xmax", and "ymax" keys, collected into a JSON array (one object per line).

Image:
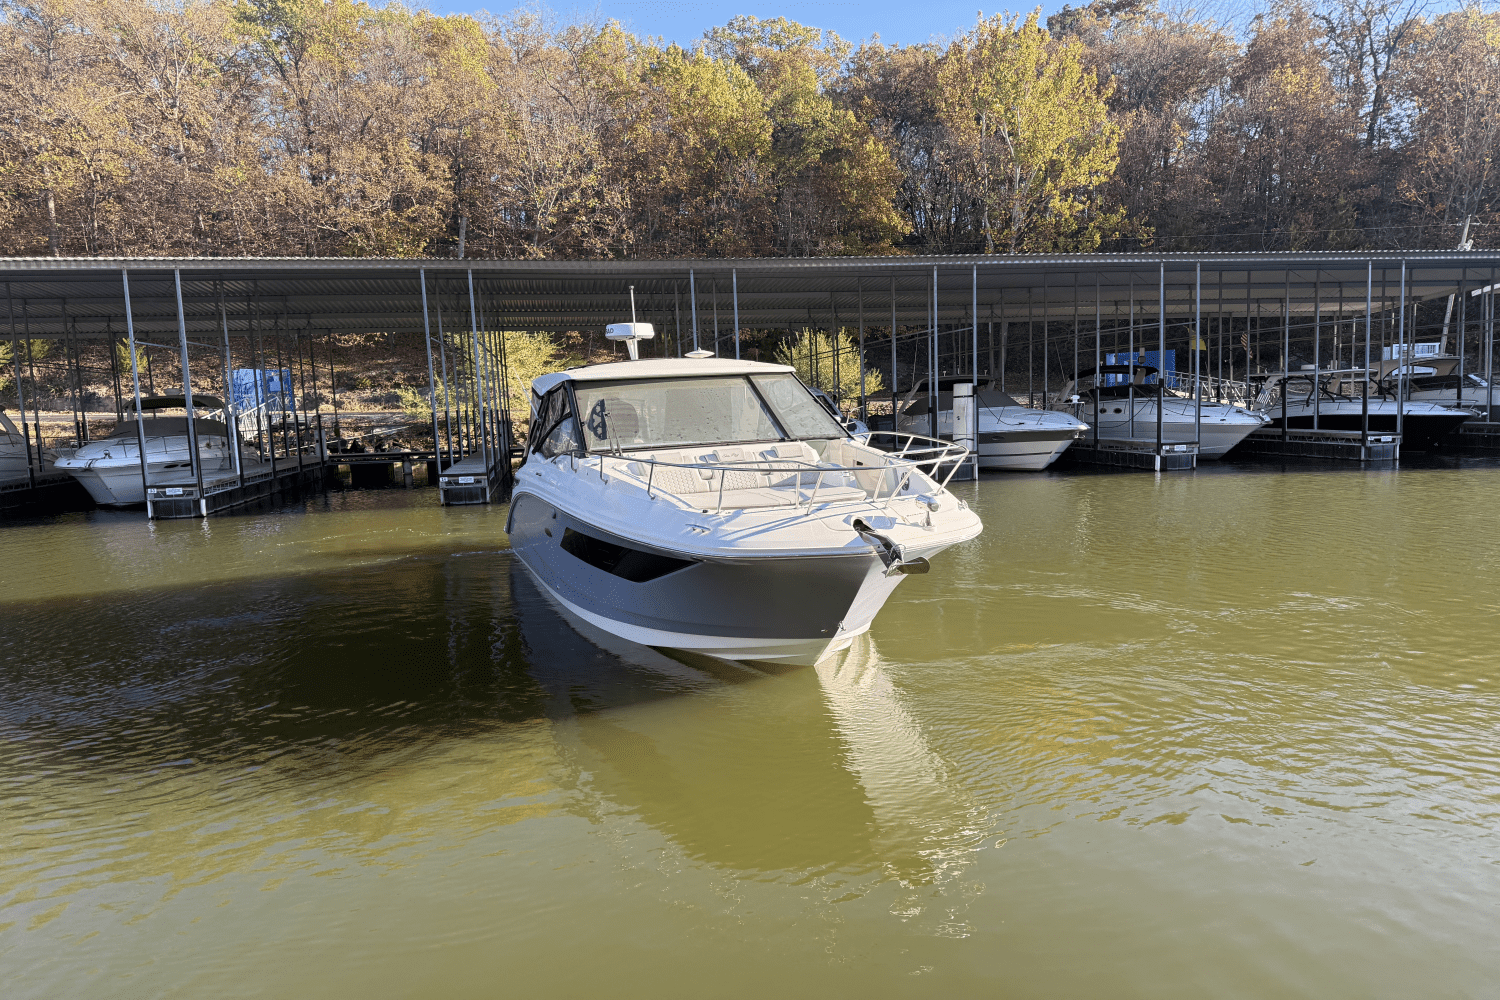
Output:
[
  {"xmin": 419, "ymin": 268, "xmax": 441, "ymax": 471},
  {"xmin": 7, "ymin": 283, "xmax": 37, "ymax": 490},
  {"xmin": 1157, "ymin": 261, "xmax": 1165, "ymax": 458},
  {"xmin": 690, "ymin": 269, "xmax": 699, "ymax": 353},
  {"xmin": 402, "ymin": 459, "xmax": 414, "ymax": 488},
  {"xmin": 1363, "ymin": 262, "xmax": 1373, "ymax": 456},
  {"xmin": 120, "ymin": 270, "xmax": 151, "ymax": 514},
  {"xmin": 466, "ymin": 269, "xmax": 491, "ymax": 500},
  {"xmin": 219, "ymin": 294, "xmax": 245, "ymax": 488},
  {"xmin": 173, "ymin": 269, "xmax": 206, "ymax": 502}
]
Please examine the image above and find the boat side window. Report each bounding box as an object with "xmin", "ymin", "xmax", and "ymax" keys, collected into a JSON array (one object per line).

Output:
[
  {"xmin": 531, "ymin": 387, "xmax": 581, "ymax": 458},
  {"xmin": 749, "ymin": 374, "xmax": 848, "ymax": 442}
]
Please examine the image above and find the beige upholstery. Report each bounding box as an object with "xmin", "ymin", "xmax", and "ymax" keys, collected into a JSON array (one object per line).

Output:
[{"xmin": 614, "ymin": 441, "xmax": 870, "ymax": 507}]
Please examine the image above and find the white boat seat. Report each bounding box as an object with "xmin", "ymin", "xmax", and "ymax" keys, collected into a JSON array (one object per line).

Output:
[{"xmin": 704, "ymin": 484, "xmax": 869, "ymax": 509}]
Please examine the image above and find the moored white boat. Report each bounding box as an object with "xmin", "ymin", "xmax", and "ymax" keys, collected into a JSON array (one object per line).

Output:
[
  {"xmin": 1, "ymin": 408, "xmax": 57, "ymax": 485},
  {"xmin": 506, "ymin": 330, "xmax": 983, "ymax": 666},
  {"xmin": 1052, "ymin": 365, "xmax": 1264, "ymax": 458},
  {"xmin": 897, "ymin": 378, "xmax": 1088, "ymax": 470},
  {"xmin": 54, "ymin": 395, "xmax": 254, "ymax": 506},
  {"xmin": 1252, "ymin": 369, "xmax": 1476, "ymax": 449}
]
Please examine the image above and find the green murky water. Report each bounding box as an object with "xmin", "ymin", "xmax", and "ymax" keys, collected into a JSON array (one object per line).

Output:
[{"xmin": 3, "ymin": 462, "xmax": 1500, "ymax": 998}]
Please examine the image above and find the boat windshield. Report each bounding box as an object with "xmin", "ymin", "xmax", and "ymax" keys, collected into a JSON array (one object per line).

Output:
[{"xmin": 572, "ymin": 373, "xmax": 844, "ymax": 453}]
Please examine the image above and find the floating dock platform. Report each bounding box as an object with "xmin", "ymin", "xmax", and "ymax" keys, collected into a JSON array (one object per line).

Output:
[
  {"xmin": 1451, "ymin": 421, "xmax": 1500, "ymax": 451},
  {"xmin": 0, "ymin": 471, "xmax": 92, "ymax": 513},
  {"xmin": 145, "ymin": 458, "xmax": 325, "ymax": 519},
  {"xmin": 1236, "ymin": 427, "xmax": 1399, "ymax": 463},
  {"xmin": 1063, "ymin": 438, "xmax": 1198, "ymax": 471},
  {"xmin": 437, "ymin": 453, "xmax": 511, "ymax": 505}
]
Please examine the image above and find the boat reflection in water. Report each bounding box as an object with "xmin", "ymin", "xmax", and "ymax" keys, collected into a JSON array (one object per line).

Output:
[{"xmin": 511, "ymin": 561, "xmax": 984, "ymax": 889}]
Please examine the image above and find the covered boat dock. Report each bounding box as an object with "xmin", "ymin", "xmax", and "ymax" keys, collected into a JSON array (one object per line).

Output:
[{"xmin": 4, "ymin": 251, "xmax": 1500, "ymax": 514}]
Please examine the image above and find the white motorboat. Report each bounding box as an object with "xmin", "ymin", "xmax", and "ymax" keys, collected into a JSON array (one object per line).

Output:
[
  {"xmin": 896, "ymin": 378, "xmax": 1087, "ymax": 470},
  {"xmin": 1253, "ymin": 370, "xmax": 1476, "ymax": 449},
  {"xmin": 1053, "ymin": 365, "xmax": 1265, "ymax": 458},
  {"xmin": 506, "ymin": 328, "xmax": 982, "ymax": 667},
  {"xmin": 1, "ymin": 408, "xmax": 56, "ymax": 485},
  {"xmin": 54, "ymin": 394, "xmax": 253, "ymax": 506},
  {"xmin": 1372, "ymin": 355, "xmax": 1500, "ymax": 416}
]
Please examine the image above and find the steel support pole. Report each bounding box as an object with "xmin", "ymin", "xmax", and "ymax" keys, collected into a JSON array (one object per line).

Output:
[
  {"xmin": 419, "ymin": 269, "xmax": 441, "ymax": 471},
  {"xmin": 1482, "ymin": 268, "xmax": 1494, "ymax": 419},
  {"xmin": 435, "ymin": 295, "xmax": 453, "ymax": 466},
  {"xmin": 1128, "ymin": 280, "xmax": 1135, "ymax": 439},
  {"xmin": 732, "ymin": 268, "xmax": 740, "ymax": 360},
  {"xmin": 858, "ymin": 279, "xmax": 866, "ymax": 410},
  {"xmin": 929, "ymin": 267, "xmax": 937, "ymax": 439},
  {"xmin": 307, "ymin": 328, "xmax": 328, "ymax": 470},
  {"xmin": 467, "ymin": 270, "xmax": 491, "ymax": 482},
  {"xmin": 1397, "ymin": 261, "xmax": 1407, "ymax": 439},
  {"xmin": 1194, "ymin": 263, "xmax": 1201, "ymax": 446},
  {"xmin": 1363, "ymin": 262, "xmax": 1372, "ymax": 453},
  {"xmin": 971, "ymin": 264, "xmax": 979, "ymax": 476},
  {"xmin": 689, "ymin": 269, "xmax": 699, "ymax": 353},
  {"xmin": 1313, "ymin": 276, "xmax": 1321, "ymax": 430},
  {"xmin": 173, "ymin": 270, "xmax": 206, "ymax": 499},
  {"xmin": 1157, "ymin": 262, "xmax": 1165, "ymax": 455},
  {"xmin": 121, "ymin": 271, "xmax": 151, "ymax": 509},
  {"xmin": 7, "ymin": 283, "xmax": 35, "ymax": 488},
  {"xmin": 1094, "ymin": 280, "xmax": 1101, "ymax": 445},
  {"xmin": 1282, "ymin": 272, "xmax": 1290, "ymax": 443},
  {"xmin": 971, "ymin": 265, "xmax": 979, "ymax": 391},
  {"xmin": 1457, "ymin": 275, "xmax": 1466, "ymax": 409},
  {"xmin": 1041, "ymin": 274, "xmax": 1049, "ymax": 409},
  {"xmin": 890, "ymin": 276, "xmax": 898, "ymax": 418},
  {"xmin": 219, "ymin": 297, "xmax": 244, "ymax": 485}
]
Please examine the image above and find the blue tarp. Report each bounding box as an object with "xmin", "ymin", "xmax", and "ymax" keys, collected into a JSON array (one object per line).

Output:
[
  {"xmin": 1104, "ymin": 351, "xmax": 1177, "ymax": 387},
  {"xmin": 231, "ymin": 369, "xmax": 296, "ymax": 412}
]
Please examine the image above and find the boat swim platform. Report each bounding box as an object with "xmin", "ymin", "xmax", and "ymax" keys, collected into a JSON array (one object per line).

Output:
[
  {"xmin": 1235, "ymin": 427, "xmax": 1399, "ymax": 464},
  {"xmin": 1062, "ymin": 438, "xmax": 1199, "ymax": 472},
  {"xmin": 145, "ymin": 458, "xmax": 327, "ymax": 519}
]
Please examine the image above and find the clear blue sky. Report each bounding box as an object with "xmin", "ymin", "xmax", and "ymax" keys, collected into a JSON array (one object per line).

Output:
[{"xmin": 420, "ymin": 1, "xmax": 1073, "ymax": 48}]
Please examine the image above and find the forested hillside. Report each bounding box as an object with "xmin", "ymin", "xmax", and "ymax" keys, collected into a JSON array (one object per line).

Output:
[{"xmin": 2, "ymin": 0, "xmax": 1495, "ymax": 258}]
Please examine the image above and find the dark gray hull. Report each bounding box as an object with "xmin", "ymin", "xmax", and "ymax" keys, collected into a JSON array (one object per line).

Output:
[{"xmin": 506, "ymin": 491, "xmax": 899, "ymax": 664}]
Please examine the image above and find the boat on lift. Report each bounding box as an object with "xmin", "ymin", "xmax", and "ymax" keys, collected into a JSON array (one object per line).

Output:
[
  {"xmin": 1369, "ymin": 355, "xmax": 1500, "ymax": 415},
  {"xmin": 896, "ymin": 378, "xmax": 1088, "ymax": 471},
  {"xmin": 54, "ymin": 394, "xmax": 254, "ymax": 506},
  {"xmin": 1052, "ymin": 365, "xmax": 1264, "ymax": 458},
  {"xmin": 1252, "ymin": 369, "xmax": 1476, "ymax": 449},
  {"xmin": 506, "ymin": 322, "xmax": 982, "ymax": 666}
]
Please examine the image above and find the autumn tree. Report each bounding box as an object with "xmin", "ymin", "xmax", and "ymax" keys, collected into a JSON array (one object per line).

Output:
[{"xmin": 936, "ymin": 12, "xmax": 1125, "ymax": 253}]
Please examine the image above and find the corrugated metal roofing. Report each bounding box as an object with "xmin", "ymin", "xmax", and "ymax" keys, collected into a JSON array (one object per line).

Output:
[{"xmin": 1, "ymin": 252, "xmax": 1496, "ymax": 339}]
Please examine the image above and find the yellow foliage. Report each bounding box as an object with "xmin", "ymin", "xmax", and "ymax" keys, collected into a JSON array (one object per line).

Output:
[
  {"xmin": 937, "ymin": 12, "xmax": 1124, "ymax": 253},
  {"xmin": 773, "ymin": 330, "xmax": 885, "ymax": 405}
]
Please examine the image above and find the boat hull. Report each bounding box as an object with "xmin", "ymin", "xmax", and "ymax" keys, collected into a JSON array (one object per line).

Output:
[
  {"xmin": 507, "ymin": 491, "xmax": 909, "ymax": 666},
  {"xmin": 63, "ymin": 463, "xmax": 151, "ymax": 505},
  {"xmin": 975, "ymin": 429, "xmax": 1080, "ymax": 470},
  {"xmin": 899, "ymin": 406, "xmax": 1085, "ymax": 471},
  {"xmin": 1067, "ymin": 416, "xmax": 1260, "ymax": 458}
]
